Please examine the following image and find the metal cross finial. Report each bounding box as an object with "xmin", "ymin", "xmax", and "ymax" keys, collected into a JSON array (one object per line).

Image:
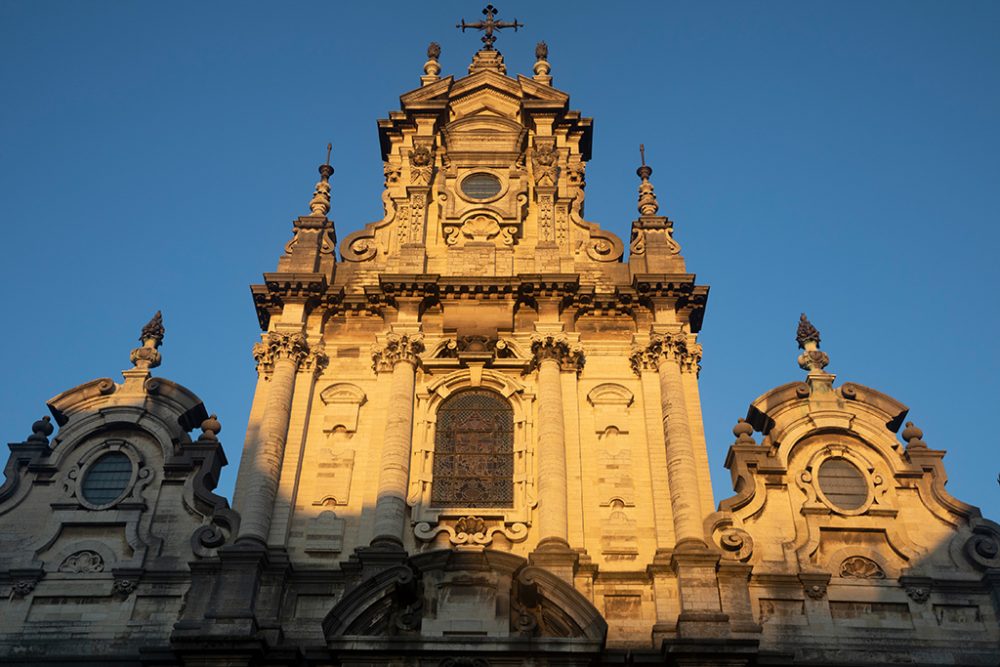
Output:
[{"xmin": 457, "ymin": 4, "xmax": 523, "ymax": 51}]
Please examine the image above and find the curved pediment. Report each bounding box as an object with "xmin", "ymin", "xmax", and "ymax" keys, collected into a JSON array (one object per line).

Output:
[{"xmin": 323, "ymin": 549, "xmax": 606, "ymax": 648}]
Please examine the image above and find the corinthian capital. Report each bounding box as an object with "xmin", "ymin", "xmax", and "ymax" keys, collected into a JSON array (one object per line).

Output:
[
  {"xmin": 299, "ymin": 343, "xmax": 329, "ymax": 376},
  {"xmin": 371, "ymin": 333, "xmax": 424, "ymax": 372},
  {"xmin": 634, "ymin": 333, "xmax": 702, "ymax": 375},
  {"xmin": 530, "ymin": 333, "xmax": 584, "ymax": 373},
  {"xmin": 253, "ymin": 332, "xmax": 309, "ymax": 375}
]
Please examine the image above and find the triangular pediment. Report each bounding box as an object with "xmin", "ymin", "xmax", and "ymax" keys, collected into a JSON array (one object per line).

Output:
[
  {"xmin": 398, "ymin": 76, "xmax": 454, "ymax": 106},
  {"xmin": 450, "ymin": 69, "xmax": 523, "ymax": 100},
  {"xmin": 517, "ymin": 75, "xmax": 570, "ymax": 104}
]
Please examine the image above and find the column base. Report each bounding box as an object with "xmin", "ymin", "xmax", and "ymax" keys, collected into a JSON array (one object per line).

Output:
[
  {"xmin": 529, "ymin": 540, "xmax": 579, "ymax": 584},
  {"xmin": 671, "ymin": 549, "xmax": 731, "ymax": 640},
  {"xmin": 369, "ymin": 534, "xmax": 406, "ymax": 550}
]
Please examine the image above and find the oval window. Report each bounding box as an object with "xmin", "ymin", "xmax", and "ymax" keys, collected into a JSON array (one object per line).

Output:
[
  {"xmin": 460, "ymin": 173, "xmax": 502, "ymax": 200},
  {"xmin": 81, "ymin": 452, "xmax": 133, "ymax": 506},
  {"xmin": 817, "ymin": 457, "xmax": 868, "ymax": 511}
]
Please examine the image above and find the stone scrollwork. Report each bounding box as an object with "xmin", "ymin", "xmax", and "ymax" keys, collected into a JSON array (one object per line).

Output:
[
  {"xmin": 414, "ymin": 516, "xmax": 528, "ymax": 547},
  {"xmin": 839, "ymin": 556, "xmax": 886, "ymax": 579},
  {"xmin": 58, "ymin": 551, "xmax": 105, "ymax": 573},
  {"xmin": 629, "ymin": 218, "xmax": 681, "ymax": 257},
  {"xmin": 529, "ymin": 334, "xmax": 584, "ymax": 373},
  {"xmin": 338, "ymin": 162, "xmax": 399, "ymax": 262},
  {"xmin": 707, "ymin": 515, "xmax": 754, "ymax": 562},
  {"xmin": 964, "ymin": 523, "xmax": 1000, "ymax": 570},
  {"xmin": 371, "ymin": 333, "xmax": 425, "ymax": 373},
  {"xmin": 253, "ymin": 332, "xmax": 309, "ymax": 376}
]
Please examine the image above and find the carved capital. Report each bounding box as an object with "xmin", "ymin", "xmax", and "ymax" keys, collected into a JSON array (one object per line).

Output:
[
  {"xmin": 253, "ymin": 332, "xmax": 309, "ymax": 375},
  {"xmin": 372, "ymin": 333, "xmax": 425, "ymax": 372},
  {"xmin": 530, "ymin": 334, "xmax": 584, "ymax": 373},
  {"xmin": 635, "ymin": 333, "xmax": 702, "ymax": 375},
  {"xmin": 299, "ymin": 344, "xmax": 329, "ymax": 376}
]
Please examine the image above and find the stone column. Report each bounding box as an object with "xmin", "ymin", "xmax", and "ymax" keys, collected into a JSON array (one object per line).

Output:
[
  {"xmin": 530, "ymin": 334, "xmax": 583, "ymax": 549},
  {"xmin": 629, "ymin": 351, "xmax": 673, "ymax": 551},
  {"xmin": 236, "ymin": 332, "xmax": 309, "ymax": 545},
  {"xmin": 370, "ymin": 333, "xmax": 423, "ymax": 548},
  {"xmin": 645, "ymin": 332, "xmax": 706, "ymax": 550}
]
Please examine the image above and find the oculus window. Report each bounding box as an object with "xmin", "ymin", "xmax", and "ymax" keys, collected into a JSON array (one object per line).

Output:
[
  {"xmin": 817, "ymin": 457, "xmax": 868, "ymax": 511},
  {"xmin": 431, "ymin": 389, "xmax": 514, "ymax": 508},
  {"xmin": 81, "ymin": 452, "xmax": 133, "ymax": 506},
  {"xmin": 460, "ymin": 173, "xmax": 502, "ymax": 200}
]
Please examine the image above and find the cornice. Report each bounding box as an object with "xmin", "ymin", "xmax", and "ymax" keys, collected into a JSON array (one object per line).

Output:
[{"xmin": 250, "ymin": 272, "xmax": 328, "ymax": 330}]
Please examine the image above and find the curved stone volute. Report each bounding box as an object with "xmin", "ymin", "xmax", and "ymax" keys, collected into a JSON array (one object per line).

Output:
[{"xmin": 323, "ymin": 548, "xmax": 606, "ymax": 651}]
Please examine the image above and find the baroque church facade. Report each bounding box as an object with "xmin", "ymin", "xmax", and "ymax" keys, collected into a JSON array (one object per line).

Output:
[{"xmin": 2, "ymin": 9, "xmax": 998, "ymax": 666}]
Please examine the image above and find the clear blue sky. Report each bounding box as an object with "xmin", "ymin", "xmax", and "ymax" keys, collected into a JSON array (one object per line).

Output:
[{"xmin": 2, "ymin": 2, "xmax": 997, "ymax": 515}]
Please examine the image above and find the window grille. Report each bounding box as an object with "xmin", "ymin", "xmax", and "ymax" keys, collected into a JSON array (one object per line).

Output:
[
  {"xmin": 431, "ymin": 389, "xmax": 514, "ymax": 508},
  {"xmin": 817, "ymin": 457, "xmax": 868, "ymax": 510},
  {"xmin": 460, "ymin": 173, "xmax": 502, "ymax": 200},
  {"xmin": 81, "ymin": 452, "xmax": 133, "ymax": 506}
]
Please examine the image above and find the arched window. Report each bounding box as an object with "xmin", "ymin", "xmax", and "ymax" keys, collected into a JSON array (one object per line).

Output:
[{"xmin": 431, "ymin": 389, "xmax": 514, "ymax": 508}]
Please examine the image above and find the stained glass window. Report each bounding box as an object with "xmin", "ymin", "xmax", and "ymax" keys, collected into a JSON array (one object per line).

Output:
[
  {"xmin": 81, "ymin": 452, "xmax": 133, "ymax": 506},
  {"xmin": 431, "ymin": 390, "xmax": 514, "ymax": 508}
]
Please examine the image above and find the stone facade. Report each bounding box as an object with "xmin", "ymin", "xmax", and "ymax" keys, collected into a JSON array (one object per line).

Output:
[{"xmin": 1, "ymin": 12, "xmax": 998, "ymax": 667}]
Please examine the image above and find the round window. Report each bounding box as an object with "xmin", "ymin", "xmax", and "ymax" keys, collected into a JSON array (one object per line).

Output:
[
  {"xmin": 81, "ymin": 452, "xmax": 133, "ymax": 506},
  {"xmin": 460, "ymin": 173, "xmax": 502, "ymax": 200},
  {"xmin": 817, "ymin": 457, "xmax": 868, "ymax": 510}
]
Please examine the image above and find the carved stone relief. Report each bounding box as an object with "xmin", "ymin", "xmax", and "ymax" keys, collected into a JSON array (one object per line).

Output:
[
  {"xmin": 839, "ymin": 556, "xmax": 886, "ymax": 579},
  {"xmin": 58, "ymin": 551, "xmax": 105, "ymax": 573}
]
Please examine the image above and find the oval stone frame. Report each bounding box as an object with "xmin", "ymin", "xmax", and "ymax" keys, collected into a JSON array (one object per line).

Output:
[
  {"xmin": 456, "ymin": 170, "xmax": 508, "ymax": 205},
  {"xmin": 800, "ymin": 444, "xmax": 879, "ymax": 517}
]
